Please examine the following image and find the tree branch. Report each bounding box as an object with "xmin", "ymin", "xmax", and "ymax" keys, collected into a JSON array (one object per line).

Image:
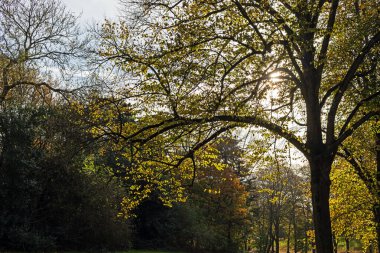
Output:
[
  {"xmin": 336, "ymin": 147, "xmax": 375, "ymax": 194},
  {"xmin": 233, "ymin": 1, "xmax": 268, "ymax": 47},
  {"xmin": 317, "ymin": 0, "xmax": 339, "ymax": 74},
  {"xmin": 327, "ymin": 31, "xmax": 380, "ymax": 143},
  {"xmin": 183, "ymin": 115, "xmax": 308, "ymax": 157},
  {"xmin": 333, "ymin": 111, "xmax": 380, "ymax": 148},
  {"xmin": 320, "ymin": 81, "xmax": 341, "ymax": 109},
  {"xmin": 338, "ymin": 90, "xmax": 380, "ymax": 137}
]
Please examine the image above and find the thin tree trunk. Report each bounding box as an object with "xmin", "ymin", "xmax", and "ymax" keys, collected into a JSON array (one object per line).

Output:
[
  {"xmin": 332, "ymin": 234, "xmax": 338, "ymax": 253},
  {"xmin": 293, "ymin": 204, "xmax": 297, "ymax": 253},
  {"xmin": 375, "ymin": 133, "xmax": 380, "ymax": 253},
  {"xmin": 304, "ymin": 215, "xmax": 308, "ymax": 253},
  {"xmin": 345, "ymin": 238, "xmax": 350, "ymax": 253},
  {"xmin": 227, "ymin": 221, "xmax": 232, "ymax": 250},
  {"xmin": 266, "ymin": 226, "xmax": 273, "ymax": 253},
  {"xmin": 375, "ymin": 206, "xmax": 380, "ymax": 253},
  {"xmin": 275, "ymin": 215, "xmax": 280, "ymax": 253},
  {"xmin": 266, "ymin": 205, "xmax": 274, "ymax": 253},
  {"xmin": 287, "ymin": 219, "xmax": 291, "ymax": 253}
]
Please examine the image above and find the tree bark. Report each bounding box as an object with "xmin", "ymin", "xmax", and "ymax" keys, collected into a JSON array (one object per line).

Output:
[
  {"xmin": 293, "ymin": 203, "xmax": 298, "ymax": 253},
  {"xmin": 309, "ymin": 156, "xmax": 334, "ymax": 253},
  {"xmin": 275, "ymin": 214, "xmax": 280, "ymax": 253},
  {"xmin": 287, "ymin": 219, "xmax": 291, "ymax": 253},
  {"xmin": 375, "ymin": 133, "xmax": 380, "ymax": 253},
  {"xmin": 332, "ymin": 234, "xmax": 338, "ymax": 253},
  {"xmin": 375, "ymin": 205, "xmax": 380, "ymax": 253},
  {"xmin": 304, "ymin": 66, "xmax": 335, "ymax": 253},
  {"xmin": 227, "ymin": 221, "xmax": 232, "ymax": 250},
  {"xmin": 305, "ymin": 229, "xmax": 309, "ymax": 253},
  {"xmin": 345, "ymin": 238, "xmax": 350, "ymax": 253},
  {"xmin": 266, "ymin": 205, "xmax": 275, "ymax": 253}
]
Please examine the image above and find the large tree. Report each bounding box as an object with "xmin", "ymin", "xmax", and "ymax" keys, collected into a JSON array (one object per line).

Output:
[
  {"xmin": 96, "ymin": 0, "xmax": 380, "ymax": 252},
  {"xmin": 0, "ymin": 0, "xmax": 84, "ymax": 104}
]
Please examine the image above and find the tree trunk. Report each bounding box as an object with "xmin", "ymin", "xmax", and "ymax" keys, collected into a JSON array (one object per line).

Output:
[
  {"xmin": 375, "ymin": 206, "xmax": 380, "ymax": 253},
  {"xmin": 332, "ymin": 234, "xmax": 338, "ymax": 253},
  {"xmin": 345, "ymin": 238, "xmax": 350, "ymax": 253},
  {"xmin": 266, "ymin": 205, "xmax": 275, "ymax": 253},
  {"xmin": 310, "ymin": 157, "xmax": 334, "ymax": 253},
  {"xmin": 376, "ymin": 133, "xmax": 380, "ymax": 253},
  {"xmin": 304, "ymin": 68, "xmax": 334, "ymax": 253},
  {"xmin": 293, "ymin": 203, "xmax": 298, "ymax": 253},
  {"xmin": 275, "ymin": 215, "xmax": 280, "ymax": 253},
  {"xmin": 305, "ymin": 228, "xmax": 308, "ymax": 253},
  {"xmin": 287, "ymin": 219, "xmax": 291, "ymax": 253},
  {"xmin": 266, "ymin": 227, "xmax": 274, "ymax": 253},
  {"xmin": 266, "ymin": 227, "xmax": 273, "ymax": 253},
  {"xmin": 227, "ymin": 221, "xmax": 232, "ymax": 251}
]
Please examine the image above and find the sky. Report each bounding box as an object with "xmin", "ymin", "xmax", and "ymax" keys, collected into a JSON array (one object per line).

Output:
[{"xmin": 61, "ymin": 0, "xmax": 120, "ymax": 25}]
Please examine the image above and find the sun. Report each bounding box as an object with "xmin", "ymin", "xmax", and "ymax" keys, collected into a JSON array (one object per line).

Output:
[{"xmin": 269, "ymin": 71, "xmax": 282, "ymax": 83}]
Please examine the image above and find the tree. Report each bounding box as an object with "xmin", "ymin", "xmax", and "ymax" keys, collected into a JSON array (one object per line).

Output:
[
  {"xmin": 0, "ymin": 0, "xmax": 84, "ymax": 103},
  {"xmin": 0, "ymin": 100, "xmax": 133, "ymax": 250},
  {"xmin": 330, "ymin": 158, "xmax": 376, "ymax": 252},
  {"xmin": 335, "ymin": 120, "xmax": 379, "ymax": 251},
  {"xmin": 96, "ymin": 1, "xmax": 380, "ymax": 252},
  {"xmin": 132, "ymin": 137, "xmax": 252, "ymax": 253},
  {"xmin": 191, "ymin": 137, "xmax": 252, "ymax": 252},
  {"xmin": 252, "ymin": 158, "xmax": 311, "ymax": 253}
]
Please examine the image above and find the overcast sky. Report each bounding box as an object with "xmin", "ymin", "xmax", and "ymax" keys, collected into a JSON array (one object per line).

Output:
[{"xmin": 61, "ymin": 0, "xmax": 120, "ymax": 25}]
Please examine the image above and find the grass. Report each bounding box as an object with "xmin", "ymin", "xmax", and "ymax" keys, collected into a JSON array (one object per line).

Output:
[
  {"xmin": 0, "ymin": 251, "xmax": 185, "ymax": 253},
  {"xmin": 126, "ymin": 251, "xmax": 185, "ymax": 253},
  {"xmin": 0, "ymin": 250, "xmax": 185, "ymax": 253}
]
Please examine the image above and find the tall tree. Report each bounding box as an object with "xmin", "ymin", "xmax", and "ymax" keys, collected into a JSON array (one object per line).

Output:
[
  {"xmin": 0, "ymin": 0, "xmax": 84, "ymax": 103},
  {"xmin": 252, "ymin": 158, "xmax": 310, "ymax": 253},
  {"xmin": 96, "ymin": 1, "xmax": 380, "ymax": 252}
]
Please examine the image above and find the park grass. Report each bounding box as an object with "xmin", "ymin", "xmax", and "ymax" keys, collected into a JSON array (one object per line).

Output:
[
  {"xmin": 125, "ymin": 250, "xmax": 185, "ymax": 253},
  {"xmin": 0, "ymin": 250, "xmax": 185, "ymax": 253}
]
